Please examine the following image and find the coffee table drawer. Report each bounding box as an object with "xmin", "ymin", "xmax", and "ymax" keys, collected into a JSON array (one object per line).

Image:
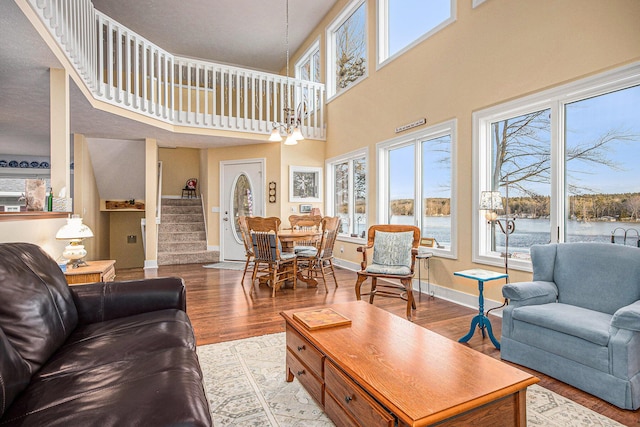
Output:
[
  {"xmin": 286, "ymin": 349, "xmax": 323, "ymax": 406},
  {"xmin": 325, "ymin": 391, "xmax": 359, "ymax": 427},
  {"xmin": 325, "ymin": 360, "xmax": 394, "ymax": 427},
  {"xmin": 286, "ymin": 328, "xmax": 323, "ymax": 378}
]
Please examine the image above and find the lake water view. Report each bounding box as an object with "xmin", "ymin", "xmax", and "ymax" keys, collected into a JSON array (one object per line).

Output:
[{"xmin": 391, "ymin": 216, "xmax": 640, "ymax": 253}]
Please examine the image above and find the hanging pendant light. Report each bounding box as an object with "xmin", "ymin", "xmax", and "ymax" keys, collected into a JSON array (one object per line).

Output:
[{"xmin": 268, "ymin": 0, "xmax": 303, "ymax": 145}]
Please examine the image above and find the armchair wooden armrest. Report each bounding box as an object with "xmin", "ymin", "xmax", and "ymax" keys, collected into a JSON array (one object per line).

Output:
[{"xmin": 357, "ymin": 244, "xmax": 373, "ymax": 270}]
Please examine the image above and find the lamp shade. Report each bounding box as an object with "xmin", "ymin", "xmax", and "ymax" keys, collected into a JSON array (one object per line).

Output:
[
  {"xmin": 56, "ymin": 216, "xmax": 94, "ymax": 240},
  {"xmin": 291, "ymin": 126, "xmax": 304, "ymax": 141},
  {"xmin": 268, "ymin": 128, "xmax": 283, "ymax": 142},
  {"xmin": 479, "ymin": 191, "xmax": 504, "ymax": 211},
  {"xmin": 284, "ymin": 133, "xmax": 298, "ymax": 145}
]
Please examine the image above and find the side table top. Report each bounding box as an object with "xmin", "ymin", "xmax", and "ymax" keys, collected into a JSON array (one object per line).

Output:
[
  {"xmin": 454, "ymin": 268, "xmax": 507, "ymax": 281},
  {"xmin": 64, "ymin": 259, "xmax": 115, "ymax": 276}
]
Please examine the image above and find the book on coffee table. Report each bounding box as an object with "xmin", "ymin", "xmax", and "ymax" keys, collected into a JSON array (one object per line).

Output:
[{"xmin": 293, "ymin": 308, "xmax": 352, "ymax": 330}]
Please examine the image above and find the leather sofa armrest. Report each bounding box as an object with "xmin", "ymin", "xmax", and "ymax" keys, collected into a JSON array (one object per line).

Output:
[
  {"xmin": 612, "ymin": 300, "xmax": 640, "ymax": 332},
  {"xmin": 69, "ymin": 277, "xmax": 187, "ymax": 325},
  {"xmin": 502, "ymin": 280, "xmax": 558, "ymax": 307}
]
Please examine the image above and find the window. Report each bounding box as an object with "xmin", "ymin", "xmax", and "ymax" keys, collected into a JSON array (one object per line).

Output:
[
  {"xmin": 326, "ymin": 0, "xmax": 367, "ymax": 99},
  {"xmin": 475, "ymin": 63, "xmax": 640, "ymax": 270},
  {"xmin": 326, "ymin": 149, "xmax": 367, "ymax": 239},
  {"xmin": 295, "ymin": 40, "xmax": 321, "ymax": 112},
  {"xmin": 378, "ymin": 120, "xmax": 457, "ymax": 257},
  {"xmin": 378, "ymin": 0, "xmax": 455, "ymax": 65}
]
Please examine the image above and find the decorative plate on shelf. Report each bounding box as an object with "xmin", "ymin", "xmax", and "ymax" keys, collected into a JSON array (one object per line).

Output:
[
  {"xmin": 39, "ymin": 161, "xmax": 49, "ymax": 168},
  {"xmin": 0, "ymin": 160, "xmax": 6, "ymax": 167},
  {"xmin": 30, "ymin": 161, "xmax": 40, "ymax": 168},
  {"xmin": 19, "ymin": 161, "xmax": 29, "ymax": 168},
  {"xmin": 8, "ymin": 160, "xmax": 18, "ymax": 168}
]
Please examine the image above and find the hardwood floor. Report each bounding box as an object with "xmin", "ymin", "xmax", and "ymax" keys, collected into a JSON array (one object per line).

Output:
[{"xmin": 116, "ymin": 263, "xmax": 638, "ymax": 425}]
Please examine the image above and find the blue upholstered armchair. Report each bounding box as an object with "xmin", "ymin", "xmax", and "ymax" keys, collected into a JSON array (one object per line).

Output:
[{"xmin": 501, "ymin": 242, "xmax": 640, "ymax": 409}]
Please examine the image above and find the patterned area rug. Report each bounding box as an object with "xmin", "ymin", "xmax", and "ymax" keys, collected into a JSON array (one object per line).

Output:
[
  {"xmin": 197, "ymin": 333, "xmax": 623, "ymax": 427},
  {"xmin": 203, "ymin": 262, "xmax": 246, "ymax": 271}
]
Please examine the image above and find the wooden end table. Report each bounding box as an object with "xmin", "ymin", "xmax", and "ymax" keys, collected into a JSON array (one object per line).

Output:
[{"xmin": 64, "ymin": 260, "xmax": 116, "ymax": 285}]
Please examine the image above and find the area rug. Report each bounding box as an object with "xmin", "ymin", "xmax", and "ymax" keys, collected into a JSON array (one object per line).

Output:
[
  {"xmin": 197, "ymin": 333, "xmax": 623, "ymax": 427},
  {"xmin": 203, "ymin": 262, "xmax": 246, "ymax": 271}
]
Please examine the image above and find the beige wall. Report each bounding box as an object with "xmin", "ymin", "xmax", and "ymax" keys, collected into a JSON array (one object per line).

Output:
[
  {"xmin": 159, "ymin": 147, "xmax": 201, "ymax": 197},
  {"xmin": 294, "ymin": 0, "xmax": 640, "ymax": 301},
  {"xmin": 73, "ymin": 134, "xmax": 110, "ymax": 261},
  {"xmin": 109, "ymin": 211, "xmax": 145, "ymax": 268}
]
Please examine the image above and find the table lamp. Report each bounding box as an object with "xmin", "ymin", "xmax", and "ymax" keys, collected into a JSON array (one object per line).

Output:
[{"xmin": 56, "ymin": 215, "xmax": 94, "ymax": 268}]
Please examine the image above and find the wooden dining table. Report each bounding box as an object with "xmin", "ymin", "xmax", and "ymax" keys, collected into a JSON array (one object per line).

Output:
[{"xmin": 278, "ymin": 229, "xmax": 322, "ymax": 287}]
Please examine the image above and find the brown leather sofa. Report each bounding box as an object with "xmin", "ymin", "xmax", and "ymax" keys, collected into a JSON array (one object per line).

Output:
[{"xmin": 0, "ymin": 242, "xmax": 212, "ymax": 426}]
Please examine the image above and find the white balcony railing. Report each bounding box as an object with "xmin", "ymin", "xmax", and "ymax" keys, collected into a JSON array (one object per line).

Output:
[{"xmin": 27, "ymin": 0, "xmax": 325, "ymax": 140}]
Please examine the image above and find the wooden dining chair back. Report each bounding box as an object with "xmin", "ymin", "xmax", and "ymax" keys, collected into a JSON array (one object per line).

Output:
[
  {"xmin": 354, "ymin": 224, "xmax": 421, "ymax": 320},
  {"xmin": 237, "ymin": 216, "xmax": 254, "ymax": 284},
  {"xmin": 246, "ymin": 216, "xmax": 281, "ymax": 232},
  {"xmin": 246, "ymin": 217, "xmax": 295, "ymax": 297},
  {"xmin": 297, "ymin": 216, "xmax": 341, "ymax": 291},
  {"xmin": 289, "ymin": 215, "xmax": 322, "ymax": 253}
]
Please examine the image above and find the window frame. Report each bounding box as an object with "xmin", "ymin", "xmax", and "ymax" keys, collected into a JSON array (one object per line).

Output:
[
  {"xmin": 377, "ymin": 119, "xmax": 458, "ymax": 259},
  {"xmin": 325, "ymin": 147, "xmax": 369, "ymax": 243},
  {"xmin": 326, "ymin": 0, "xmax": 368, "ymax": 101},
  {"xmin": 295, "ymin": 38, "xmax": 321, "ymax": 82},
  {"xmin": 377, "ymin": 0, "xmax": 456, "ymax": 68},
  {"xmin": 473, "ymin": 62, "xmax": 640, "ymax": 272}
]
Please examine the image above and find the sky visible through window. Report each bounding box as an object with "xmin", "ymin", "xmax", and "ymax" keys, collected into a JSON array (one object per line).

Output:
[
  {"xmin": 390, "ymin": 86, "xmax": 640, "ymax": 202},
  {"xmin": 388, "ymin": 0, "xmax": 451, "ymax": 57}
]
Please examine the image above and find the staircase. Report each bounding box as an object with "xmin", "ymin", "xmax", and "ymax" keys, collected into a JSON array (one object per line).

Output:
[{"xmin": 157, "ymin": 198, "xmax": 219, "ymax": 266}]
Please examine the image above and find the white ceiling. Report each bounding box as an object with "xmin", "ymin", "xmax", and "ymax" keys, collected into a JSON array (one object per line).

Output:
[{"xmin": 0, "ymin": 0, "xmax": 337, "ymax": 157}]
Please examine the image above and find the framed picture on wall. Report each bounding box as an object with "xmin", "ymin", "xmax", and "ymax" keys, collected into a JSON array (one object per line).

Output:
[
  {"xmin": 289, "ymin": 166, "xmax": 322, "ymax": 202},
  {"xmin": 299, "ymin": 204, "xmax": 312, "ymax": 213}
]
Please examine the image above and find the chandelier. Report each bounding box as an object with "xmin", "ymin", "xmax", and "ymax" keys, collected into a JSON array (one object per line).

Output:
[{"xmin": 268, "ymin": 0, "xmax": 304, "ymax": 145}]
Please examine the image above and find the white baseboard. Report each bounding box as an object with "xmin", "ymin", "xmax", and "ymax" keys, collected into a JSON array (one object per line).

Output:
[
  {"xmin": 332, "ymin": 257, "xmax": 505, "ymax": 318},
  {"xmin": 144, "ymin": 260, "xmax": 158, "ymax": 269},
  {"xmin": 207, "ymin": 245, "xmax": 220, "ymax": 251}
]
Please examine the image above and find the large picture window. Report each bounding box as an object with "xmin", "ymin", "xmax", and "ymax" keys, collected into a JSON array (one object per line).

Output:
[
  {"xmin": 474, "ymin": 64, "xmax": 640, "ymax": 270},
  {"xmin": 326, "ymin": 0, "xmax": 367, "ymax": 99},
  {"xmin": 326, "ymin": 149, "xmax": 367, "ymax": 239},
  {"xmin": 378, "ymin": 120, "xmax": 456, "ymax": 257},
  {"xmin": 378, "ymin": 0, "xmax": 455, "ymax": 65}
]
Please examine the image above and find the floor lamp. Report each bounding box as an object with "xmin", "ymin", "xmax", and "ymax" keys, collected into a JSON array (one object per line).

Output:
[{"xmin": 479, "ymin": 190, "xmax": 515, "ymax": 276}]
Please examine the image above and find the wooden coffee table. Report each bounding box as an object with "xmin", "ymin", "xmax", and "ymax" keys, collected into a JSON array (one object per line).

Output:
[{"xmin": 281, "ymin": 301, "xmax": 538, "ymax": 426}]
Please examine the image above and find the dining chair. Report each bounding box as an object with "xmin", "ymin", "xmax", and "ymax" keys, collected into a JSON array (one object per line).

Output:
[
  {"xmin": 354, "ymin": 224, "xmax": 421, "ymax": 320},
  {"xmin": 288, "ymin": 214, "xmax": 323, "ymax": 253},
  {"xmin": 246, "ymin": 216, "xmax": 296, "ymax": 297},
  {"xmin": 237, "ymin": 216, "xmax": 254, "ymax": 284},
  {"xmin": 297, "ymin": 216, "xmax": 341, "ymax": 291}
]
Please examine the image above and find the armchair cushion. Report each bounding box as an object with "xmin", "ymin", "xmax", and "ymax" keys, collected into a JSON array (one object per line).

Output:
[
  {"xmin": 512, "ymin": 303, "xmax": 612, "ymax": 346},
  {"xmin": 372, "ymin": 231, "xmax": 413, "ymax": 267},
  {"xmin": 365, "ymin": 264, "xmax": 411, "ymax": 276},
  {"xmin": 611, "ymin": 301, "xmax": 640, "ymax": 332}
]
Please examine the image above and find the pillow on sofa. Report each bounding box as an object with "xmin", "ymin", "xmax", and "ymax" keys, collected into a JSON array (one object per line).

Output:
[
  {"xmin": 0, "ymin": 327, "xmax": 31, "ymax": 417},
  {"xmin": 0, "ymin": 243, "xmax": 78, "ymax": 372}
]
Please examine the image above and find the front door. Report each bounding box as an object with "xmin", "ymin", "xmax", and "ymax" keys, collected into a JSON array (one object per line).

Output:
[{"xmin": 221, "ymin": 159, "xmax": 265, "ymax": 261}]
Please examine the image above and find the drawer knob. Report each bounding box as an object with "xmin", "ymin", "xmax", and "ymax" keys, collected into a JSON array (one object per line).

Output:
[
  {"xmin": 345, "ymin": 396, "xmax": 353, "ymax": 404},
  {"xmin": 297, "ymin": 345, "xmax": 305, "ymax": 351},
  {"xmin": 297, "ymin": 369, "xmax": 305, "ymax": 376}
]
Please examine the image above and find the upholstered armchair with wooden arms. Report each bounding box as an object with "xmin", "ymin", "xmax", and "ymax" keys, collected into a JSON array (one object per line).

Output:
[{"xmin": 354, "ymin": 224, "xmax": 421, "ymax": 320}]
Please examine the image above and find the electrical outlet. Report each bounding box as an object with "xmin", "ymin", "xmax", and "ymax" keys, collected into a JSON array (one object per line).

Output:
[
  {"xmin": 127, "ymin": 235, "xmax": 137, "ymax": 244},
  {"xmin": 290, "ymin": 206, "xmax": 296, "ymax": 212},
  {"xmin": 340, "ymin": 245, "xmax": 344, "ymax": 253}
]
